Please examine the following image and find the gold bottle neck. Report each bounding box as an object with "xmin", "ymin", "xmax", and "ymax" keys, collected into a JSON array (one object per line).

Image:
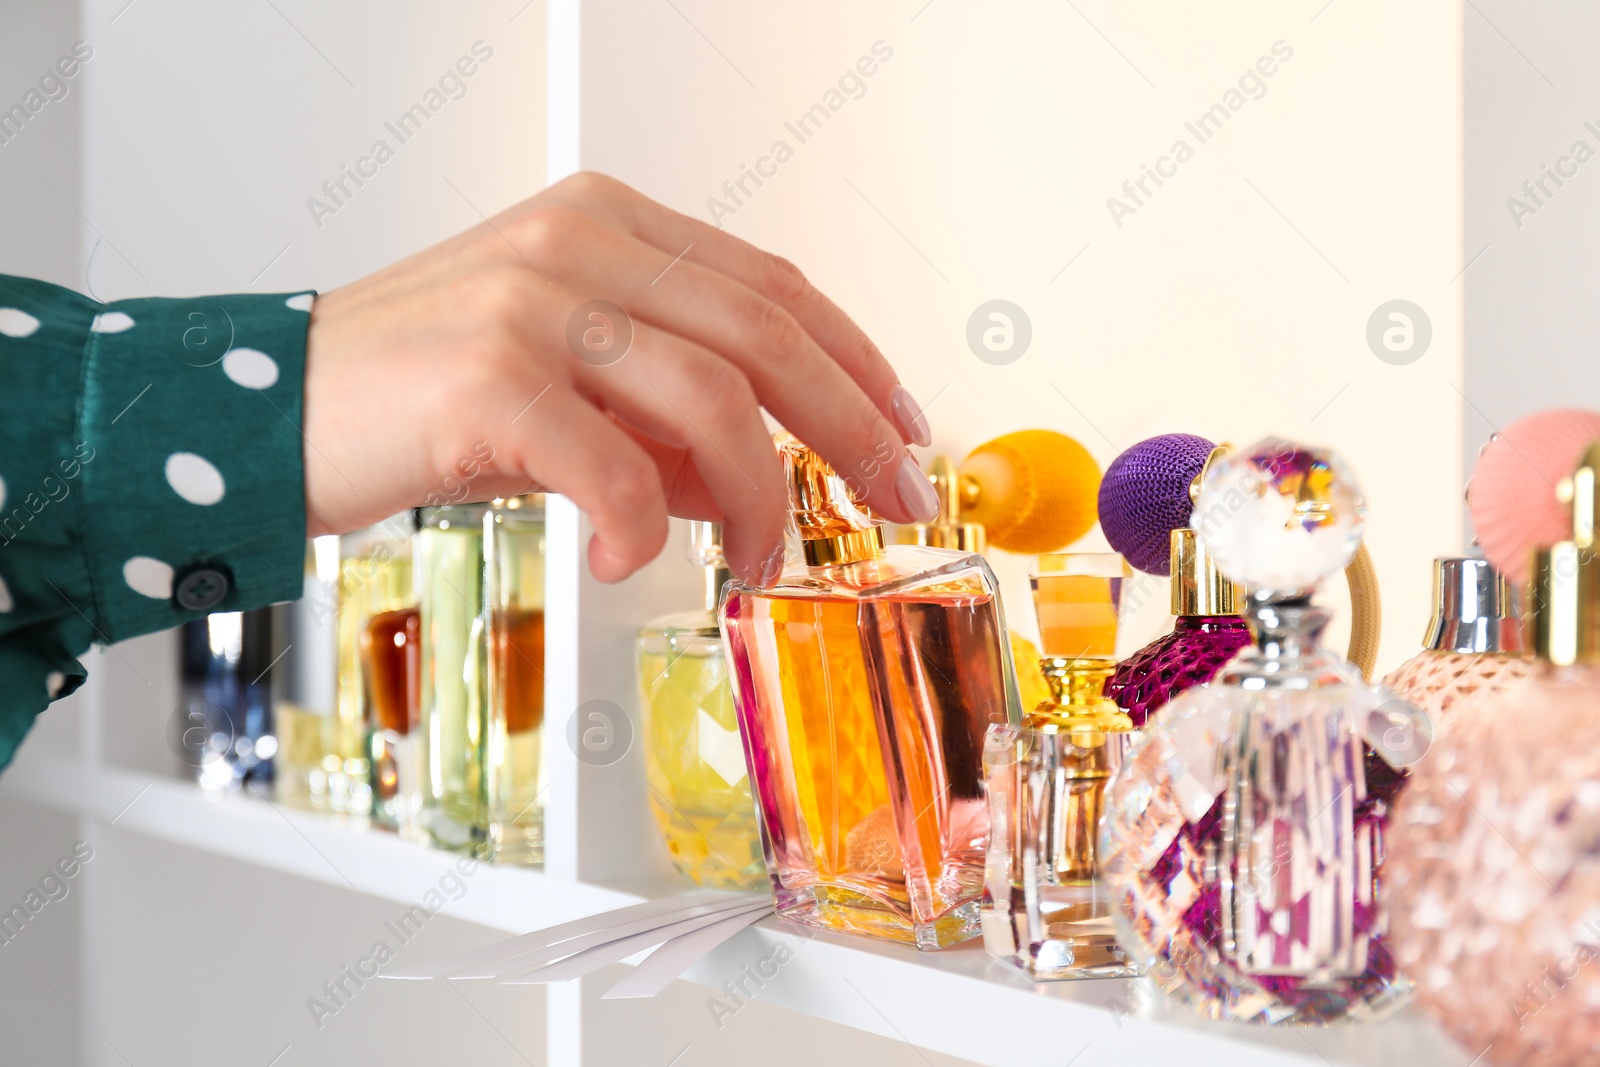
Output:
[
  {"xmin": 1529, "ymin": 441, "xmax": 1600, "ymax": 665},
  {"xmin": 1027, "ymin": 657, "xmax": 1131, "ymax": 734},
  {"xmin": 1169, "ymin": 527, "xmax": 1241, "ymax": 617},
  {"xmin": 778, "ymin": 432, "xmax": 887, "ymax": 568},
  {"xmin": 802, "ymin": 526, "xmax": 885, "ymax": 567},
  {"xmin": 898, "ymin": 455, "xmax": 987, "ymax": 554}
]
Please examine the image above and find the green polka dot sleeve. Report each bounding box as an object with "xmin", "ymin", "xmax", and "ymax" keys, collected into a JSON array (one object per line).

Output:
[{"xmin": 0, "ymin": 273, "xmax": 313, "ymax": 770}]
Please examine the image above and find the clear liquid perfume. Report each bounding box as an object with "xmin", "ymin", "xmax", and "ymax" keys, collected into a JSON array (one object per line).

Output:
[
  {"xmin": 1380, "ymin": 556, "xmax": 1531, "ymax": 737},
  {"xmin": 484, "ymin": 495, "xmax": 546, "ymax": 865},
  {"xmin": 416, "ymin": 503, "xmax": 490, "ymax": 854},
  {"xmin": 638, "ymin": 523, "xmax": 763, "ymax": 890},
  {"xmin": 982, "ymin": 553, "xmax": 1139, "ymax": 979},
  {"xmin": 1105, "ymin": 528, "xmax": 1251, "ymax": 728},
  {"xmin": 721, "ymin": 435, "xmax": 1021, "ymax": 949},
  {"xmin": 1387, "ymin": 443, "xmax": 1600, "ymax": 1067},
  {"xmin": 1101, "ymin": 439, "xmax": 1418, "ymax": 1025}
]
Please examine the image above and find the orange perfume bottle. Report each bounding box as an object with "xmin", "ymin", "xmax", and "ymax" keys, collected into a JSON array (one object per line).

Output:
[{"xmin": 720, "ymin": 435, "xmax": 1021, "ymax": 949}]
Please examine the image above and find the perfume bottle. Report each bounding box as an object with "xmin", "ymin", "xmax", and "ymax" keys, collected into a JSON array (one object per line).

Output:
[
  {"xmin": 1104, "ymin": 528, "xmax": 1250, "ymax": 727},
  {"xmin": 176, "ymin": 606, "xmax": 282, "ymax": 792},
  {"xmin": 484, "ymin": 495, "xmax": 547, "ymax": 865},
  {"xmin": 416, "ymin": 503, "xmax": 490, "ymax": 854},
  {"xmin": 638, "ymin": 523, "xmax": 763, "ymax": 889},
  {"xmin": 1101, "ymin": 438, "xmax": 1418, "ymax": 1025},
  {"xmin": 362, "ymin": 606, "xmax": 420, "ymax": 838},
  {"xmin": 334, "ymin": 514, "xmax": 416, "ymax": 826},
  {"xmin": 981, "ymin": 552, "xmax": 1139, "ymax": 979},
  {"xmin": 720, "ymin": 434, "xmax": 1020, "ymax": 949},
  {"xmin": 1380, "ymin": 556, "xmax": 1531, "ymax": 737},
  {"xmin": 275, "ymin": 537, "xmax": 344, "ymax": 810},
  {"xmin": 1387, "ymin": 442, "xmax": 1600, "ymax": 1067}
]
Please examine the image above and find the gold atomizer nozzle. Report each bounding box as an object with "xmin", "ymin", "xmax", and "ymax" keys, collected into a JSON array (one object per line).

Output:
[
  {"xmin": 1529, "ymin": 440, "xmax": 1600, "ymax": 665},
  {"xmin": 898, "ymin": 455, "xmax": 987, "ymax": 553}
]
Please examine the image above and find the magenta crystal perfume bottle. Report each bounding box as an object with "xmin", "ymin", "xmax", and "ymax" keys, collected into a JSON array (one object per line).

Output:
[
  {"xmin": 1105, "ymin": 528, "xmax": 1250, "ymax": 727},
  {"xmin": 721, "ymin": 435, "xmax": 1020, "ymax": 949},
  {"xmin": 1101, "ymin": 438, "xmax": 1419, "ymax": 1025}
]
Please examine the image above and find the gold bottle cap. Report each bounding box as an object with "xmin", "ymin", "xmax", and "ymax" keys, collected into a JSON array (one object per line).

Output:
[
  {"xmin": 1169, "ymin": 527, "xmax": 1241, "ymax": 616},
  {"xmin": 1528, "ymin": 441, "xmax": 1600, "ymax": 665},
  {"xmin": 691, "ymin": 522, "xmax": 732, "ymax": 612},
  {"xmin": 897, "ymin": 455, "xmax": 987, "ymax": 553},
  {"xmin": 776, "ymin": 432, "xmax": 886, "ymax": 567}
]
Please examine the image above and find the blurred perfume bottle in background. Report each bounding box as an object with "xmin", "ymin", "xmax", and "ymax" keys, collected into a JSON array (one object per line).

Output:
[
  {"xmin": 982, "ymin": 552, "xmax": 1137, "ymax": 979},
  {"xmin": 484, "ymin": 495, "xmax": 546, "ymax": 865},
  {"xmin": 722, "ymin": 434, "xmax": 1019, "ymax": 949},
  {"xmin": 362, "ymin": 606, "xmax": 420, "ymax": 837},
  {"xmin": 275, "ymin": 538, "xmax": 343, "ymax": 810},
  {"xmin": 1381, "ymin": 556, "xmax": 1530, "ymax": 736},
  {"xmin": 176, "ymin": 606, "xmax": 283, "ymax": 792},
  {"xmin": 638, "ymin": 522, "xmax": 763, "ymax": 890},
  {"xmin": 416, "ymin": 503, "xmax": 491, "ymax": 855}
]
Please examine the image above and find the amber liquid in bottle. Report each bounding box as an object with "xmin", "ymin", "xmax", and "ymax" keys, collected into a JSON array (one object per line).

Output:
[
  {"xmin": 488, "ymin": 606, "xmax": 546, "ymax": 861},
  {"xmin": 362, "ymin": 607, "xmax": 419, "ymax": 829}
]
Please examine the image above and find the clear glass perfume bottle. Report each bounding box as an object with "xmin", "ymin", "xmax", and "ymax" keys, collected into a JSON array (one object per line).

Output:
[
  {"xmin": 638, "ymin": 522, "xmax": 763, "ymax": 890},
  {"xmin": 484, "ymin": 495, "xmax": 546, "ymax": 865},
  {"xmin": 361, "ymin": 605, "xmax": 420, "ymax": 838},
  {"xmin": 1105, "ymin": 528, "xmax": 1251, "ymax": 728},
  {"xmin": 1101, "ymin": 439, "xmax": 1418, "ymax": 1025},
  {"xmin": 177, "ymin": 606, "xmax": 282, "ymax": 792},
  {"xmin": 720, "ymin": 434, "xmax": 1021, "ymax": 949},
  {"xmin": 275, "ymin": 537, "xmax": 342, "ymax": 811},
  {"xmin": 982, "ymin": 552, "xmax": 1139, "ymax": 979},
  {"xmin": 334, "ymin": 514, "xmax": 416, "ymax": 826},
  {"xmin": 1381, "ymin": 556, "xmax": 1531, "ymax": 737},
  {"xmin": 416, "ymin": 503, "xmax": 490, "ymax": 855},
  {"xmin": 1387, "ymin": 443, "xmax": 1600, "ymax": 1067}
]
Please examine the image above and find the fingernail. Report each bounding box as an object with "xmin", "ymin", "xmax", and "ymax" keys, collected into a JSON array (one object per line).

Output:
[
  {"xmin": 890, "ymin": 385, "xmax": 932, "ymax": 448},
  {"xmin": 896, "ymin": 454, "xmax": 940, "ymax": 523}
]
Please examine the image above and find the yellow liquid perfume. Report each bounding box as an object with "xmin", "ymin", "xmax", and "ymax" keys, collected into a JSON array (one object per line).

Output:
[
  {"xmin": 638, "ymin": 523, "xmax": 763, "ymax": 890},
  {"xmin": 416, "ymin": 503, "xmax": 490, "ymax": 854},
  {"xmin": 485, "ymin": 495, "xmax": 546, "ymax": 865},
  {"xmin": 982, "ymin": 552, "xmax": 1138, "ymax": 979},
  {"xmin": 276, "ymin": 538, "xmax": 354, "ymax": 811},
  {"xmin": 721, "ymin": 435, "xmax": 1021, "ymax": 949}
]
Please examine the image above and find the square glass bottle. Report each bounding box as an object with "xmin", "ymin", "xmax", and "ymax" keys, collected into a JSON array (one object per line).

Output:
[
  {"xmin": 484, "ymin": 495, "xmax": 547, "ymax": 865},
  {"xmin": 982, "ymin": 552, "xmax": 1139, "ymax": 979},
  {"xmin": 720, "ymin": 435, "xmax": 1020, "ymax": 949}
]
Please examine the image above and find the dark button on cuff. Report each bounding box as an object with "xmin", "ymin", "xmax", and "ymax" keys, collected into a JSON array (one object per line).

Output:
[{"xmin": 173, "ymin": 565, "xmax": 231, "ymax": 611}]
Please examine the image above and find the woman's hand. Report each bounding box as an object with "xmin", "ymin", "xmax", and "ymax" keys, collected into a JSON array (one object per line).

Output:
[{"xmin": 302, "ymin": 171, "xmax": 937, "ymax": 584}]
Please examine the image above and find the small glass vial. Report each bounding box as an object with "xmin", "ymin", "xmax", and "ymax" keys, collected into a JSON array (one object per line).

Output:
[
  {"xmin": 484, "ymin": 495, "xmax": 546, "ymax": 866},
  {"xmin": 361, "ymin": 606, "xmax": 420, "ymax": 838},
  {"xmin": 416, "ymin": 503, "xmax": 490, "ymax": 854},
  {"xmin": 1381, "ymin": 556, "xmax": 1531, "ymax": 738},
  {"xmin": 982, "ymin": 552, "xmax": 1139, "ymax": 980},
  {"xmin": 721, "ymin": 434, "xmax": 1020, "ymax": 949},
  {"xmin": 1105, "ymin": 528, "xmax": 1251, "ymax": 727},
  {"xmin": 638, "ymin": 523, "xmax": 763, "ymax": 889}
]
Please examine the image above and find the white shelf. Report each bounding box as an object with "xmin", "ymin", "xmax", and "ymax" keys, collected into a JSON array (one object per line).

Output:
[{"xmin": 4, "ymin": 750, "xmax": 1473, "ymax": 1067}]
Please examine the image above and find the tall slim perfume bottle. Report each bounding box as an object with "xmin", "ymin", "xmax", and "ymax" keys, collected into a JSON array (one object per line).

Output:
[
  {"xmin": 484, "ymin": 495, "xmax": 546, "ymax": 865},
  {"xmin": 275, "ymin": 538, "xmax": 342, "ymax": 810},
  {"xmin": 177, "ymin": 606, "xmax": 282, "ymax": 791},
  {"xmin": 1101, "ymin": 439, "xmax": 1418, "ymax": 1025},
  {"xmin": 362, "ymin": 605, "xmax": 420, "ymax": 837},
  {"xmin": 721, "ymin": 434, "xmax": 1020, "ymax": 949},
  {"xmin": 1380, "ymin": 556, "xmax": 1530, "ymax": 736},
  {"xmin": 982, "ymin": 553, "xmax": 1138, "ymax": 979},
  {"xmin": 1387, "ymin": 442, "xmax": 1600, "ymax": 1067},
  {"xmin": 416, "ymin": 503, "xmax": 490, "ymax": 855},
  {"xmin": 638, "ymin": 523, "xmax": 763, "ymax": 889},
  {"xmin": 1105, "ymin": 528, "xmax": 1250, "ymax": 727}
]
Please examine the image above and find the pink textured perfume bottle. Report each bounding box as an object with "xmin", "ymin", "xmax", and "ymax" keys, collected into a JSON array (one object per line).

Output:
[
  {"xmin": 1387, "ymin": 442, "xmax": 1600, "ymax": 1067},
  {"xmin": 1381, "ymin": 557, "xmax": 1531, "ymax": 738},
  {"xmin": 721, "ymin": 435, "xmax": 1020, "ymax": 949},
  {"xmin": 1105, "ymin": 528, "xmax": 1250, "ymax": 727}
]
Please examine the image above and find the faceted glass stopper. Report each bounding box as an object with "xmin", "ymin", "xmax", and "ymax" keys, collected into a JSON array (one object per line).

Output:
[{"xmin": 1195, "ymin": 436, "xmax": 1365, "ymax": 594}]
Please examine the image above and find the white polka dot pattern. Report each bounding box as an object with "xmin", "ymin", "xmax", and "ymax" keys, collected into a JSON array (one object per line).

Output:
[
  {"xmin": 165, "ymin": 452, "xmax": 226, "ymax": 505},
  {"xmin": 0, "ymin": 308, "xmax": 40, "ymax": 338},
  {"xmin": 45, "ymin": 672, "xmax": 63, "ymax": 698},
  {"xmin": 285, "ymin": 293, "xmax": 314, "ymax": 312},
  {"xmin": 222, "ymin": 348, "xmax": 280, "ymax": 390},
  {"xmin": 91, "ymin": 312, "xmax": 136, "ymax": 334},
  {"xmin": 123, "ymin": 556, "xmax": 174, "ymax": 600},
  {"xmin": 0, "ymin": 574, "xmax": 11, "ymax": 613}
]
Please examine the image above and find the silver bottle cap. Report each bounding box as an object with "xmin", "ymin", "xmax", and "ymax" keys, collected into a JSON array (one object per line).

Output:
[{"xmin": 1423, "ymin": 557, "xmax": 1524, "ymax": 654}]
